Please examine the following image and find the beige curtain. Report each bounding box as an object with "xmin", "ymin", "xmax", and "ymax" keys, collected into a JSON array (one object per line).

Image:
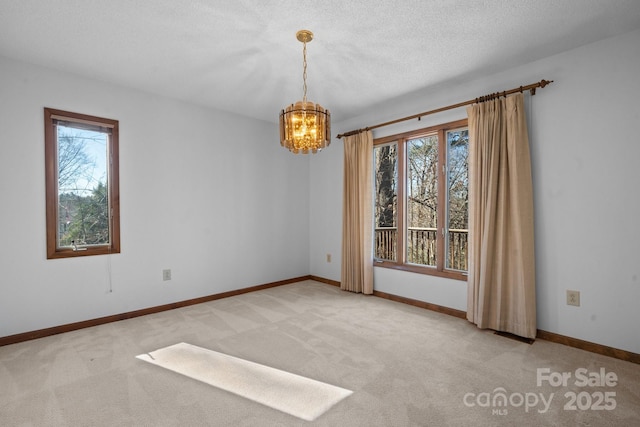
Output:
[
  {"xmin": 466, "ymin": 93, "xmax": 537, "ymax": 339},
  {"xmin": 341, "ymin": 130, "xmax": 374, "ymax": 294}
]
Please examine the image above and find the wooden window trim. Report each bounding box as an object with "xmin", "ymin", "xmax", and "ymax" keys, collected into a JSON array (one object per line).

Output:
[
  {"xmin": 374, "ymin": 119, "xmax": 468, "ymax": 281},
  {"xmin": 44, "ymin": 108, "xmax": 120, "ymax": 259}
]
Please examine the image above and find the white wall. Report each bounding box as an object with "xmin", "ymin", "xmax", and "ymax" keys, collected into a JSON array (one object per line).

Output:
[
  {"xmin": 310, "ymin": 29, "xmax": 640, "ymax": 354},
  {"xmin": 2, "ymin": 29, "xmax": 639, "ymax": 356},
  {"xmin": 0, "ymin": 57, "xmax": 310, "ymax": 337}
]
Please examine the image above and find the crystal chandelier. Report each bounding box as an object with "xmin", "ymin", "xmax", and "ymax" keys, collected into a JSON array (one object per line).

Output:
[{"xmin": 279, "ymin": 30, "xmax": 330, "ymax": 154}]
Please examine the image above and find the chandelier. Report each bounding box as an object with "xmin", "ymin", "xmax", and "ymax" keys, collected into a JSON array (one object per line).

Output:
[{"xmin": 279, "ymin": 30, "xmax": 331, "ymax": 154}]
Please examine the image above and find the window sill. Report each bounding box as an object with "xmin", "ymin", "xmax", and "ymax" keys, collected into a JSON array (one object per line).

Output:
[
  {"xmin": 373, "ymin": 261, "xmax": 467, "ymax": 281},
  {"xmin": 47, "ymin": 246, "xmax": 119, "ymax": 259}
]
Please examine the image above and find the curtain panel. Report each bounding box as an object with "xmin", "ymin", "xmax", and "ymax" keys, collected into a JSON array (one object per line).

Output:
[
  {"xmin": 466, "ymin": 93, "xmax": 537, "ymax": 339},
  {"xmin": 341, "ymin": 130, "xmax": 374, "ymax": 294}
]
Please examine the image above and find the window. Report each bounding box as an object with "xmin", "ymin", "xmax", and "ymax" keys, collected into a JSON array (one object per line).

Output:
[
  {"xmin": 44, "ymin": 108, "xmax": 120, "ymax": 259},
  {"xmin": 373, "ymin": 119, "xmax": 468, "ymax": 280}
]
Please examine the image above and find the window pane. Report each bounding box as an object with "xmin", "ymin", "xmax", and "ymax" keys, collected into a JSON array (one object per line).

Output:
[
  {"xmin": 446, "ymin": 129, "xmax": 469, "ymax": 271},
  {"xmin": 56, "ymin": 125, "xmax": 110, "ymax": 248},
  {"xmin": 374, "ymin": 143, "xmax": 398, "ymax": 261},
  {"xmin": 406, "ymin": 136, "xmax": 438, "ymax": 266}
]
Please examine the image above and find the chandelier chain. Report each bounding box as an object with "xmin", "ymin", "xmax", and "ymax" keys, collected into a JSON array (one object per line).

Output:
[{"xmin": 302, "ymin": 41, "xmax": 307, "ymax": 102}]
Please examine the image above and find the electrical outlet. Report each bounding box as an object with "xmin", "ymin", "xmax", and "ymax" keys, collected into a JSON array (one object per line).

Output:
[
  {"xmin": 326, "ymin": 253, "xmax": 332, "ymax": 263},
  {"xmin": 566, "ymin": 290, "xmax": 580, "ymax": 306},
  {"xmin": 162, "ymin": 269, "xmax": 172, "ymax": 281}
]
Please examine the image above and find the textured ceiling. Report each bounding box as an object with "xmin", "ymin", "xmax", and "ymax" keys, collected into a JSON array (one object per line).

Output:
[{"xmin": 1, "ymin": 1, "xmax": 640, "ymax": 124}]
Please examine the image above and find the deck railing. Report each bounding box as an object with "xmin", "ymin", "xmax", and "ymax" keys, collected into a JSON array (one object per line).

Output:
[{"xmin": 374, "ymin": 227, "xmax": 468, "ymax": 271}]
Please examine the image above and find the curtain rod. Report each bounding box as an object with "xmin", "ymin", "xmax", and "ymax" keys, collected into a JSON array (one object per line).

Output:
[{"xmin": 336, "ymin": 79, "xmax": 553, "ymax": 139}]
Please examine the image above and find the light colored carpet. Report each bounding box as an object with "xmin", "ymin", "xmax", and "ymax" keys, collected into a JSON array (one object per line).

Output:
[
  {"xmin": 0, "ymin": 280, "xmax": 639, "ymax": 426},
  {"xmin": 136, "ymin": 342, "xmax": 352, "ymax": 421}
]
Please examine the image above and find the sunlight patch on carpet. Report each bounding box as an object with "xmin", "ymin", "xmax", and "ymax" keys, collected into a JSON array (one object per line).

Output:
[{"xmin": 136, "ymin": 342, "xmax": 352, "ymax": 421}]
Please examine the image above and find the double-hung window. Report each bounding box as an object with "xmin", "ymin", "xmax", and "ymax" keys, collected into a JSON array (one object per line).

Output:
[
  {"xmin": 373, "ymin": 119, "xmax": 468, "ymax": 280},
  {"xmin": 44, "ymin": 108, "xmax": 120, "ymax": 259}
]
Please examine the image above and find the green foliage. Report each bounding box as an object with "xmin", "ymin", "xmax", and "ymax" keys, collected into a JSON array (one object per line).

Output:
[
  {"xmin": 59, "ymin": 182, "xmax": 109, "ymax": 246},
  {"xmin": 56, "ymin": 128, "xmax": 110, "ymax": 248}
]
